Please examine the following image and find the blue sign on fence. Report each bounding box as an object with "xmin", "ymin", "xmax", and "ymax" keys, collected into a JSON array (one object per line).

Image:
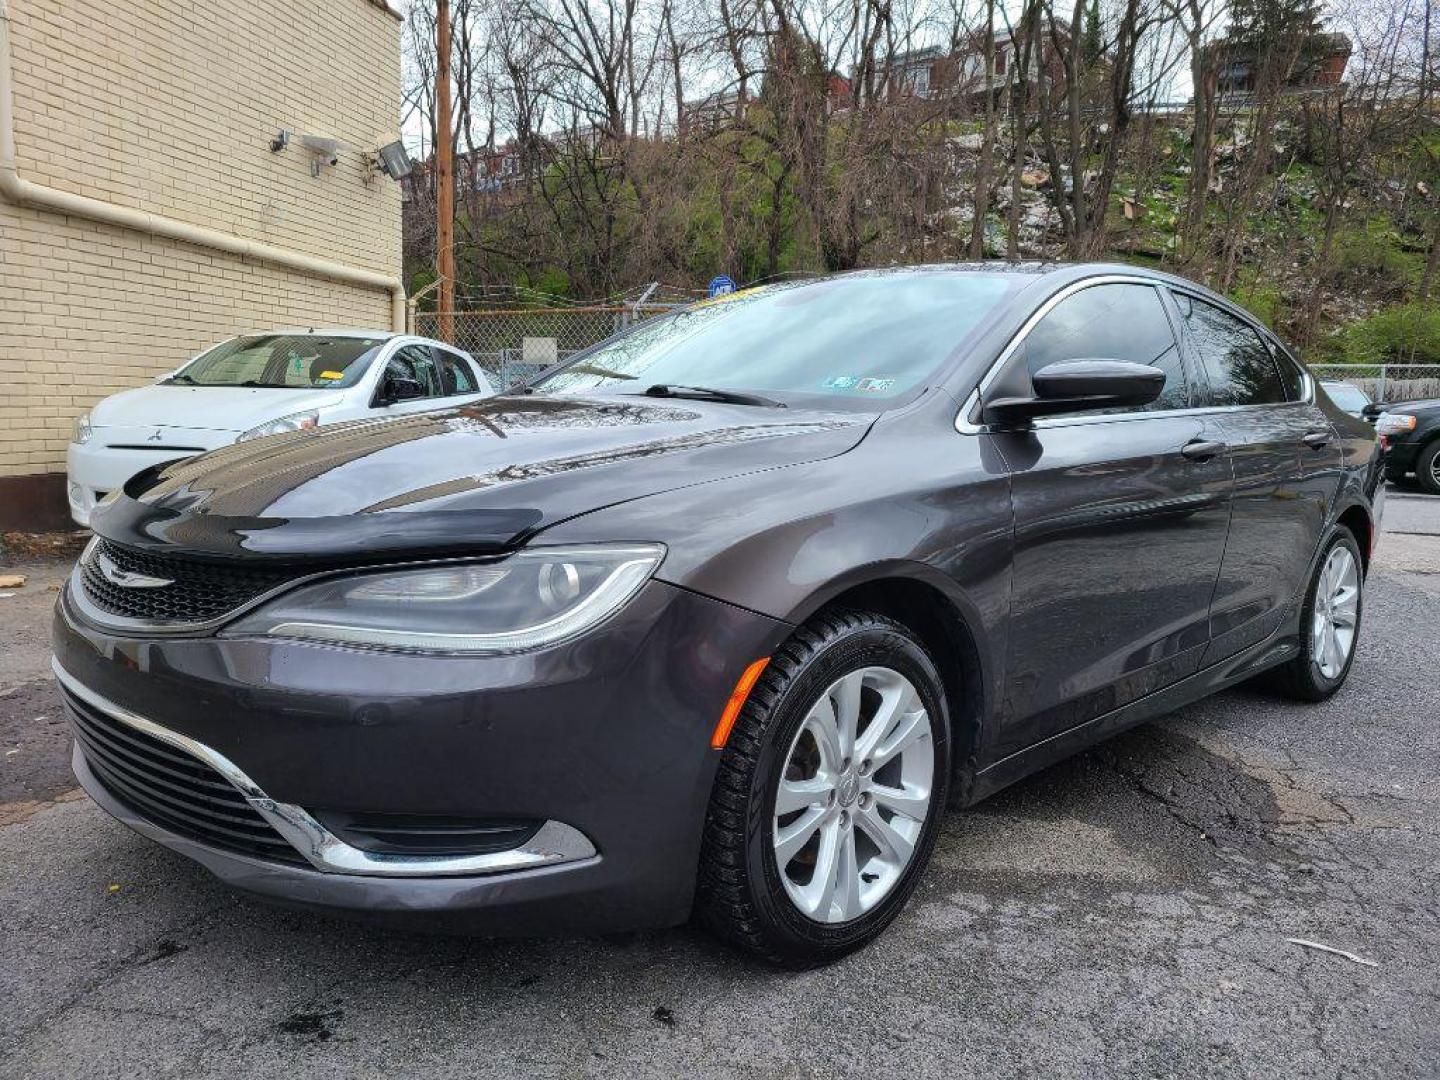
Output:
[{"xmin": 707, "ymin": 274, "xmax": 737, "ymax": 298}]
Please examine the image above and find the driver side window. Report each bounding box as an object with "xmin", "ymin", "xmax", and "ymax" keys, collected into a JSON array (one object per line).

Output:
[
  {"xmin": 387, "ymin": 346, "xmax": 442, "ymax": 398},
  {"xmin": 1023, "ymin": 283, "xmax": 1189, "ymax": 413}
]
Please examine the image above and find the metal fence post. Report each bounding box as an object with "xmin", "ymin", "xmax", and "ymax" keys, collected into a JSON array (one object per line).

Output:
[{"xmin": 1377, "ymin": 365, "xmax": 1387, "ymax": 404}]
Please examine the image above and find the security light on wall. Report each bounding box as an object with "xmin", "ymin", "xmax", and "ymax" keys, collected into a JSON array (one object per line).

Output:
[
  {"xmin": 375, "ymin": 140, "xmax": 414, "ymax": 180},
  {"xmin": 300, "ymin": 134, "xmax": 343, "ymax": 176}
]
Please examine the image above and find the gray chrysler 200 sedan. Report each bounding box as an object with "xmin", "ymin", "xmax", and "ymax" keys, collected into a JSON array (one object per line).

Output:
[{"xmin": 53, "ymin": 264, "xmax": 1382, "ymax": 963}]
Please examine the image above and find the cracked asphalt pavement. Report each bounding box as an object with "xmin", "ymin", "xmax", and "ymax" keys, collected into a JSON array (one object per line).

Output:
[{"xmin": 2, "ymin": 493, "xmax": 1438, "ymax": 1078}]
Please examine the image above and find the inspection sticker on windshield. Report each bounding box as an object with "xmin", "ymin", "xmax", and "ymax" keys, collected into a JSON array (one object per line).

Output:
[
  {"xmin": 821, "ymin": 375, "xmax": 860, "ymax": 390},
  {"xmin": 857, "ymin": 377, "xmax": 895, "ymax": 392},
  {"xmin": 318, "ymin": 370, "xmax": 345, "ymax": 381}
]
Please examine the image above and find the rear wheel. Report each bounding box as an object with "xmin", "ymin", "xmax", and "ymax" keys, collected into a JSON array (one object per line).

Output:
[
  {"xmin": 696, "ymin": 610, "xmax": 951, "ymax": 965},
  {"xmin": 1269, "ymin": 526, "xmax": 1363, "ymax": 701}
]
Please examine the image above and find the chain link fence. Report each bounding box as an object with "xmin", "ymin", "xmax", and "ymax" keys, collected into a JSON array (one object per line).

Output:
[
  {"xmin": 414, "ymin": 303, "xmax": 681, "ymax": 386},
  {"xmin": 1309, "ymin": 364, "xmax": 1440, "ymax": 405}
]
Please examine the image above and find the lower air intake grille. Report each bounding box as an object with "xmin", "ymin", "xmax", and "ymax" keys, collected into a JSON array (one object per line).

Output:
[
  {"xmin": 62, "ymin": 686, "xmax": 309, "ymax": 868},
  {"xmin": 79, "ymin": 539, "xmax": 297, "ymax": 623}
]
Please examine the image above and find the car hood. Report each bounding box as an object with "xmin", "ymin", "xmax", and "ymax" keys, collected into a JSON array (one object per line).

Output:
[
  {"xmin": 1384, "ymin": 398, "xmax": 1440, "ymax": 414},
  {"xmin": 90, "ymin": 385, "xmax": 346, "ymax": 434},
  {"xmin": 93, "ymin": 394, "xmax": 873, "ymax": 561}
]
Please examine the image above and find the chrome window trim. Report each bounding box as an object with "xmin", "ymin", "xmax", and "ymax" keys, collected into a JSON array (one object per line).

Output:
[
  {"xmin": 54, "ymin": 659, "xmax": 598, "ymax": 878},
  {"xmin": 955, "ymin": 274, "xmax": 1316, "ymax": 435}
]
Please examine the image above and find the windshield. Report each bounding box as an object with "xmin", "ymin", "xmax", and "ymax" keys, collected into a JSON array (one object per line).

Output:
[
  {"xmin": 1324, "ymin": 383, "xmax": 1369, "ymax": 410},
  {"xmin": 168, "ymin": 335, "xmax": 386, "ymax": 388},
  {"xmin": 533, "ymin": 272, "xmax": 1017, "ymax": 405}
]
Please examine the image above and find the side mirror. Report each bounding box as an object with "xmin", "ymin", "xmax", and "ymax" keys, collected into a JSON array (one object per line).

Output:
[
  {"xmin": 983, "ymin": 359, "xmax": 1165, "ymax": 426},
  {"xmin": 381, "ymin": 375, "xmax": 425, "ymax": 406},
  {"xmin": 1361, "ymin": 402, "xmax": 1385, "ymax": 422}
]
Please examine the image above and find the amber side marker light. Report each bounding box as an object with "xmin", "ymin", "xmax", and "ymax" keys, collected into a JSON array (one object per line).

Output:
[{"xmin": 710, "ymin": 657, "xmax": 771, "ymax": 749}]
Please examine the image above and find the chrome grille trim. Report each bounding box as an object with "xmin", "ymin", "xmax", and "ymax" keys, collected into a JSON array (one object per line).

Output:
[{"xmin": 55, "ymin": 659, "xmax": 598, "ymax": 877}]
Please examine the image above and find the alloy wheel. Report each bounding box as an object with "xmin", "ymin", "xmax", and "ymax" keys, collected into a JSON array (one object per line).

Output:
[
  {"xmin": 772, "ymin": 666, "xmax": 934, "ymax": 924},
  {"xmin": 1311, "ymin": 545, "xmax": 1360, "ymax": 680}
]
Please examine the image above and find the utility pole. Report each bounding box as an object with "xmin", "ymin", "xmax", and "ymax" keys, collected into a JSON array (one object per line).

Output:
[
  {"xmin": 435, "ymin": 0, "xmax": 455, "ymax": 342},
  {"xmin": 1423, "ymin": 0, "xmax": 1432, "ymax": 108}
]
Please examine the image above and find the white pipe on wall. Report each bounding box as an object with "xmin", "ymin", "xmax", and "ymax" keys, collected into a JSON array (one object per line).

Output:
[{"xmin": 0, "ymin": 0, "xmax": 407, "ymax": 331}]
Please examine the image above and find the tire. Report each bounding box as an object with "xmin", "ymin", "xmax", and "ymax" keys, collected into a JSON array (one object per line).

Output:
[
  {"xmin": 1415, "ymin": 440, "xmax": 1440, "ymax": 496},
  {"xmin": 1268, "ymin": 526, "xmax": 1364, "ymax": 702},
  {"xmin": 696, "ymin": 609, "xmax": 952, "ymax": 965}
]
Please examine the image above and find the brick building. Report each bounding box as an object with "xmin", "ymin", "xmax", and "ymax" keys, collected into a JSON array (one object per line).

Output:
[{"xmin": 0, "ymin": 0, "xmax": 405, "ymax": 528}]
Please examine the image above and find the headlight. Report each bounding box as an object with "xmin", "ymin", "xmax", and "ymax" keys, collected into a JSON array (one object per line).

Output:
[
  {"xmin": 236, "ymin": 410, "xmax": 320, "ymax": 442},
  {"xmin": 222, "ymin": 544, "xmax": 665, "ymax": 653},
  {"xmin": 1375, "ymin": 412, "xmax": 1416, "ymax": 437},
  {"xmin": 72, "ymin": 413, "xmax": 93, "ymax": 445}
]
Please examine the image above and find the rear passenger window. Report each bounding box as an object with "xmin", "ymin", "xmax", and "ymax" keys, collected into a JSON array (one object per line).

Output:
[
  {"xmin": 1023, "ymin": 283, "xmax": 1187, "ymax": 412},
  {"xmin": 1174, "ymin": 294, "xmax": 1287, "ymax": 406}
]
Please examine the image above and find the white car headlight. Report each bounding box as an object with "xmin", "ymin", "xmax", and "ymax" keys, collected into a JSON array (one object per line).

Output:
[
  {"xmin": 1374, "ymin": 412, "xmax": 1416, "ymax": 437},
  {"xmin": 236, "ymin": 410, "xmax": 321, "ymax": 443},
  {"xmin": 72, "ymin": 413, "xmax": 93, "ymax": 445},
  {"xmin": 222, "ymin": 544, "xmax": 665, "ymax": 654}
]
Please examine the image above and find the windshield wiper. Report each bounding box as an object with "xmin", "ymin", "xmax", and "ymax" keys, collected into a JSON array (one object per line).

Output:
[
  {"xmin": 642, "ymin": 384, "xmax": 786, "ymax": 408},
  {"xmin": 165, "ymin": 373, "xmax": 196, "ymax": 385},
  {"xmin": 238, "ymin": 380, "xmax": 288, "ymax": 388}
]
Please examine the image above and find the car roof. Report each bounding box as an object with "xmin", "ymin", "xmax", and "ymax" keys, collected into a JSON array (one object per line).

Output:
[{"xmin": 238, "ymin": 328, "xmax": 399, "ymax": 339}]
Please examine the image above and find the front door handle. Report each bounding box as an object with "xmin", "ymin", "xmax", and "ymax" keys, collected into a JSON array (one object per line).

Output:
[
  {"xmin": 1303, "ymin": 430, "xmax": 1333, "ymax": 449},
  {"xmin": 1181, "ymin": 439, "xmax": 1226, "ymax": 462}
]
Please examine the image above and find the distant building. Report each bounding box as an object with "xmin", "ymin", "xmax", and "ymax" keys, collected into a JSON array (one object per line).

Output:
[
  {"xmin": 680, "ymin": 74, "xmax": 852, "ymax": 133},
  {"xmin": 1212, "ymin": 31, "xmax": 1352, "ymax": 97},
  {"xmin": 881, "ymin": 28, "xmax": 1072, "ymax": 106},
  {"xmin": 884, "ymin": 46, "xmax": 952, "ymax": 99},
  {"xmin": 682, "ymin": 89, "xmax": 750, "ymax": 132}
]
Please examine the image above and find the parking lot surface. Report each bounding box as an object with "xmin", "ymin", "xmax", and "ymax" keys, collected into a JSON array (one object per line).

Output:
[{"xmin": 2, "ymin": 494, "xmax": 1438, "ymax": 1079}]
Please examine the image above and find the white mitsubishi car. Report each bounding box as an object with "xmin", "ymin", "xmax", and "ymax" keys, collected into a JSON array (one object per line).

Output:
[{"xmin": 67, "ymin": 329, "xmax": 495, "ymax": 526}]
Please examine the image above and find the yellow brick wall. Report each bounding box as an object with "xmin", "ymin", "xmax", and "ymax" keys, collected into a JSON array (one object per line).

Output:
[{"xmin": 0, "ymin": 0, "xmax": 402, "ymax": 481}]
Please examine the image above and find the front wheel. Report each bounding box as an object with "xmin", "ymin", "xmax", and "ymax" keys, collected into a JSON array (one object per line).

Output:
[
  {"xmin": 696, "ymin": 610, "xmax": 951, "ymax": 965},
  {"xmin": 1268, "ymin": 526, "xmax": 1364, "ymax": 701},
  {"xmin": 1415, "ymin": 440, "xmax": 1440, "ymax": 496}
]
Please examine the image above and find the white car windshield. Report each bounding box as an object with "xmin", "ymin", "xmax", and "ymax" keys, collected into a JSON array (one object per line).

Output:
[
  {"xmin": 533, "ymin": 272, "xmax": 1018, "ymax": 406},
  {"xmin": 167, "ymin": 335, "xmax": 385, "ymax": 389}
]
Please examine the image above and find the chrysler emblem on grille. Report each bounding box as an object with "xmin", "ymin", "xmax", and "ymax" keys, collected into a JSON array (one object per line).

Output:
[{"xmin": 96, "ymin": 552, "xmax": 174, "ymax": 589}]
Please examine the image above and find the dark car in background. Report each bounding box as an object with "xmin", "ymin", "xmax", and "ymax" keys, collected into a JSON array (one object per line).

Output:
[
  {"xmin": 52, "ymin": 264, "xmax": 1383, "ymax": 963},
  {"xmin": 1375, "ymin": 400, "xmax": 1440, "ymax": 494}
]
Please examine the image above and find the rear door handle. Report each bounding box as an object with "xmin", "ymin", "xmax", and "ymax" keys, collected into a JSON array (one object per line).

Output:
[
  {"xmin": 1181, "ymin": 439, "xmax": 1226, "ymax": 462},
  {"xmin": 1303, "ymin": 430, "xmax": 1333, "ymax": 449}
]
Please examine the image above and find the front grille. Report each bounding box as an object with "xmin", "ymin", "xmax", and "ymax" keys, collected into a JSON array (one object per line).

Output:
[
  {"xmin": 63, "ymin": 686, "xmax": 309, "ymax": 868},
  {"xmin": 79, "ymin": 539, "xmax": 297, "ymax": 623}
]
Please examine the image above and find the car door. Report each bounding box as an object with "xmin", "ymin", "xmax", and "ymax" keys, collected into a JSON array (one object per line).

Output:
[
  {"xmin": 1168, "ymin": 291, "xmax": 1338, "ymax": 664},
  {"xmin": 988, "ymin": 281, "xmax": 1235, "ymax": 758}
]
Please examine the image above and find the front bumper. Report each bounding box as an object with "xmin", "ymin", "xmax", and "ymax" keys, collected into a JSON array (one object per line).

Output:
[
  {"xmin": 1383, "ymin": 439, "xmax": 1420, "ymax": 476},
  {"xmin": 67, "ymin": 438, "xmax": 218, "ymax": 526},
  {"xmin": 54, "ymin": 579, "xmax": 787, "ymax": 934}
]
